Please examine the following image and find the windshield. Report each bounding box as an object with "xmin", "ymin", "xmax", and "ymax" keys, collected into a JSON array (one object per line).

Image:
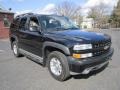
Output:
[{"xmin": 39, "ymin": 15, "xmax": 79, "ymax": 31}]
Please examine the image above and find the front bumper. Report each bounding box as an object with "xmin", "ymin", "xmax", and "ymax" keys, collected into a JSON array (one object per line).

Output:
[{"xmin": 67, "ymin": 48, "xmax": 114, "ymax": 74}]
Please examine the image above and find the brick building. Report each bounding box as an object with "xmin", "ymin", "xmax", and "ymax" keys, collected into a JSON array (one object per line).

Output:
[{"xmin": 0, "ymin": 8, "xmax": 14, "ymax": 39}]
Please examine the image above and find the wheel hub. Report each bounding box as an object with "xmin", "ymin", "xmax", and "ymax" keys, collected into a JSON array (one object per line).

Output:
[
  {"xmin": 13, "ymin": 44, "xmax": 17, "ymax": 55},
  {"xmin": 50, "ymin": 57, "xmax": 62, "ymax": 76}
]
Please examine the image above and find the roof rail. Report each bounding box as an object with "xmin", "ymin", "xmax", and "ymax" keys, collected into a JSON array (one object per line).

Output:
[{"xmin": 16, "ymin": 13, "xmax": 34, "ymax": 18}]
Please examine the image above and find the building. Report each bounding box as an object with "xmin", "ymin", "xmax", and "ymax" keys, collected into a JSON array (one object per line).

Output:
[
  {"xmin": 81, "ymin": 17, "xmax": 94, "ymax": 29},
  {"xmin": 0, "ymin": 7, "xmax": 14, "ymax": 39}
]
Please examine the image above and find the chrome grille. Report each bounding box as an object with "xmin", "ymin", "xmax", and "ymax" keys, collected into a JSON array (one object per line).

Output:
[
  {"xmin": 93, "ymin": 40, "xmax": 111, "ymax": 48},
  {"xmin": 92, "ymin": 40, "xmax": 111, "ymax": 56}
]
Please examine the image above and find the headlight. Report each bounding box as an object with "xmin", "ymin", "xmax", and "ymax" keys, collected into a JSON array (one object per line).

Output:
[{"xmin": 73, "ymin": 44, "xmax": 92, "ymax": 50}]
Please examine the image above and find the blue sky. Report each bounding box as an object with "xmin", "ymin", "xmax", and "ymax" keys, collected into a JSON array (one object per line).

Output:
[
  {"xmin": 0, "ymin": 0, "xmax": 118, "ymax": 15},
  {"xmin": 0, "ymin": 0, "xmax": 85, "ymax": 11}
]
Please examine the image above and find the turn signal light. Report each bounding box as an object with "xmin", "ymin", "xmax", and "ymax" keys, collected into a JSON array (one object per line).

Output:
[
  {"xmin": 73, "ymin": 54, "xmax": 81, "ymax": 58},
  {"xmin": 72, "ymin": 53, "xmax": 93, "ymax": 59}
]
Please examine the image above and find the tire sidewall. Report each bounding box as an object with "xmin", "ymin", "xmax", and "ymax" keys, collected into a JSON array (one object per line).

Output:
[
  {"xmin": 47, "ymin": 51, "xmax": 70, "ymax": 81},
  {"xmin": 12, "ymin": 41, "xmax": 19, "ymax": 57}
]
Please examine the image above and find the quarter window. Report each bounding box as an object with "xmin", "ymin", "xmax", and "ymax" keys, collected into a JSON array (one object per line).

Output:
[
  {"xmin": 19, "ymin": 17, "xmax": 27, "ymax": 30},
  {"xmin": 11, "ymin": 18, "xmax": 20, "ymax": 29}
]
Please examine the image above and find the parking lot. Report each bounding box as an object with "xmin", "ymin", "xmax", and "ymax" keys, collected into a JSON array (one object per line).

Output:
[{"xmin": 0, "ymin": 29, "xmax": 120, "ymax": 90}]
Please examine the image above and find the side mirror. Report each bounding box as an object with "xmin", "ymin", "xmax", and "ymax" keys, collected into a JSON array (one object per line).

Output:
[{"xmin": 29, "ymin": 26, "xmax": 39, "ymax": 32}]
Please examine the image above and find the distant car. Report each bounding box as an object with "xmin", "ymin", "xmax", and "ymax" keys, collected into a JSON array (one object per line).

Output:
[{"xmin": 9, "ymin": 13, "xmax": 114, "ymax": 81}]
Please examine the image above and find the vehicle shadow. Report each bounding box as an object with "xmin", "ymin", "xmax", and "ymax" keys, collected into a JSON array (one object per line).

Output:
[
  {"xmin": 71, "ymin": 63, "xmax": 109, "ymax": 80},
  {"xmin": 26, "ymin": 56, "xmax": 109, "ymax": 81}
]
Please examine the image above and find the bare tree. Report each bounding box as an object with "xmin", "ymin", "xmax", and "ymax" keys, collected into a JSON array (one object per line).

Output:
[
  {"xmin": 87, "ymin": 3, "xmax": 110, "ymax": 28},
  {"xmin": 55, "ymin": 1, "xmax": 82, "ymax": 26}
]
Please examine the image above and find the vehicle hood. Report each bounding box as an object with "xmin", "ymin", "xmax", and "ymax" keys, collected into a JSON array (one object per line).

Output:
[{"xmin": 46, "ymin": 30, "xmax": 110, "ymax": 43}]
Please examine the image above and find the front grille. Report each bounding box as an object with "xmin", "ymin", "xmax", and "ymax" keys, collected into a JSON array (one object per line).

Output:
[
  {"xmin": 92, "ymin": 40, "xmax": 111, "ymax": 56},
  {"xmin": 93, "ymin": 49, "xmax": 109, "ymax": 56},
  {"xmin": 93, "ymin": 40, "xmax": 111, "ymax": 48}
]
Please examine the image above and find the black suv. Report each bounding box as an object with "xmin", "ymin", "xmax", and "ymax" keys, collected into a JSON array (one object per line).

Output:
[{"xmin": 9, "ymin": 13, "xmax": 114, "ymax": 81}]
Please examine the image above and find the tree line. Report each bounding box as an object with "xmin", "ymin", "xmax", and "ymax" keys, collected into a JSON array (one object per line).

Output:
[
  {"xmin": 109, "ymin": 0, "xmax": 120, "ymax": 28},
  {"xmin": 55, "ymin": 0, "xmax": 120, "ymax": 28}
]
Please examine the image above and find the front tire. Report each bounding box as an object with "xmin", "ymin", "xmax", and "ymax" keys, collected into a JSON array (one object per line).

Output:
[
  {"xmin": 12, "ymin": 41, "xmax": 23, "ymax": 57},
  {"xmin": 47, "ymin": 51, "xmax": 70, "ymax": 81}
]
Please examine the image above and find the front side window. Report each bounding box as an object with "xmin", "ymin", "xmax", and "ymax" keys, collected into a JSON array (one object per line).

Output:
[{"xmin": 39, "ymin": 15, "xmax": 79, "ymax": 31}]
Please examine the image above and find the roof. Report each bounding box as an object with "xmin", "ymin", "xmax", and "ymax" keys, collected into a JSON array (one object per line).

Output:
[{"xmin": 15, "ymin": 13, "xmax": 61, "ymax": 18}]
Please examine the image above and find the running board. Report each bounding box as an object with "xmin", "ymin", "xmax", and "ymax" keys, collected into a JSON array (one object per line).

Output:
[{"xmin": 19, "ymin": 48, "xmax": 43, "ymax": 64}]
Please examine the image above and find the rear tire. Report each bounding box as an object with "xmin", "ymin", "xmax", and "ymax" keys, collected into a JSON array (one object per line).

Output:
[
  {"xmin": 47, "ymin": 51, "xmax": 70, "ymax": 81},
  {"xmin": 12, "ymin": 41, "xmax": 23, "ymax": 57}
]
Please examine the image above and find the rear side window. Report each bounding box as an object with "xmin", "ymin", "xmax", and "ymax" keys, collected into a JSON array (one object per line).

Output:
[
  {"xmin": 19, "ymin": 17, "xmax": 27, "ymax": 30},
  {"xmin": 14, "ymin": 18, "xmax": 20, "ymax": 24},
  {"xmin": 10, "ymin": 18, "xmax": 20, "ymax": 30}
]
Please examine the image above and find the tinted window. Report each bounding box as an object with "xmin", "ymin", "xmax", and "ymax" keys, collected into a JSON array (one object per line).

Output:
[
  {"xmin": 10, "ymin": 18, "xmax": 20, "ymax": 29},
  {"xmin": 39, "ymin": 15, "xmax": 79, "ymax": 31},
  {"xmin": 13, "ymin": 18, "xmax": 20, "ymax": 25},
  {"xmin": 19, "ymin": 17, "xmax": 27, "ymax": 30}
]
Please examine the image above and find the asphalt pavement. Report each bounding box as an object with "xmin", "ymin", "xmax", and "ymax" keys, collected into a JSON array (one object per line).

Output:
[{"xmin": 0, "ymin": 30, "xmax": 120, "ymax": 90}]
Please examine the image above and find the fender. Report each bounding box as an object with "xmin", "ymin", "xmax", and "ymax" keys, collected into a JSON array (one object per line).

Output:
[{"xmin": 42, "ymin": 41, "xmax": 71, "ymax": 57}]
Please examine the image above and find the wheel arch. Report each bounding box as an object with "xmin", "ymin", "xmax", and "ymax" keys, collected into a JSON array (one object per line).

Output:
[
  {"xmin": 42, "ymin": 41, "xmax": 70, "ymax": 66},
  {"xmin": 10, "ymin": 35, "xmax": 18, "ymax": 49}
]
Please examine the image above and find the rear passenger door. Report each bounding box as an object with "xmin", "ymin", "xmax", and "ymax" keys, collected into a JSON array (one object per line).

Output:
[
  {"xmin": 18, "ymin": 17, "xmax": 29, "ymax": 50},
  {"xmin": 26, "ymin": 16, "xmax": 44, "ymax": 57}
]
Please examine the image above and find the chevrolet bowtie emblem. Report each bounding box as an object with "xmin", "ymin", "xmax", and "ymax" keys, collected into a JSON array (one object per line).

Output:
[{"xmin": 104, "ymin": 45, "xmax": 109, "ymax": 50}]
